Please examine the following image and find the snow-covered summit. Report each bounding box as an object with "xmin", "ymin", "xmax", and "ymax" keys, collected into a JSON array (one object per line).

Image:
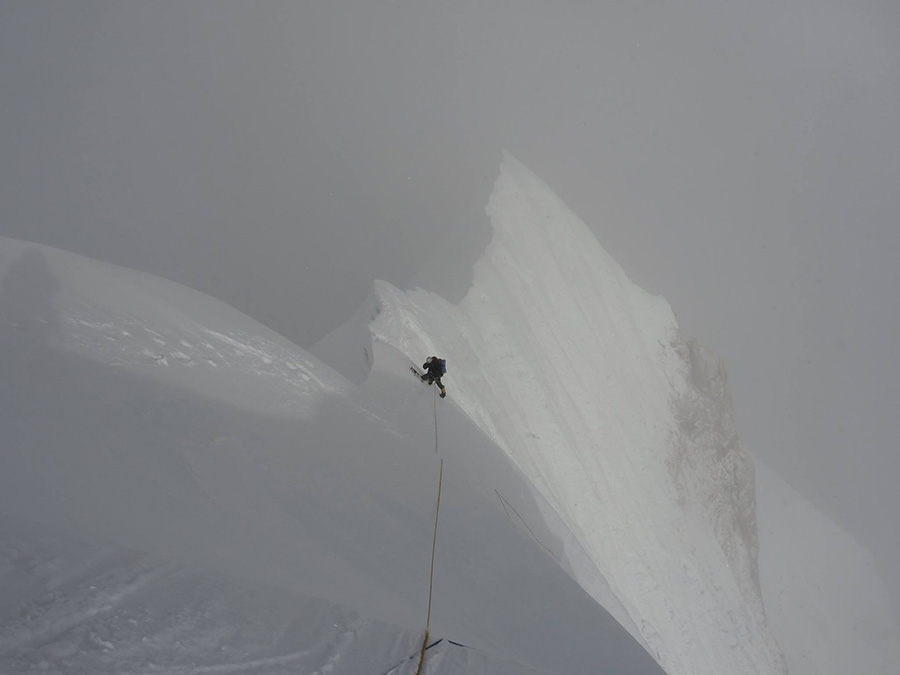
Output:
[{"xmin": 316, "ymin": 154, "xmax": 787, "ymax": 675}]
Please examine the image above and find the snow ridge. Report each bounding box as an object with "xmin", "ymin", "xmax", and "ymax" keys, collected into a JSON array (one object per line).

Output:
[
  {"xmin": 2, "ymin": 235, "xmax": 664, "ymax": 674},
  {"xmin": 362, "ymin": 154, "xmax": 786, "ymax": 675}
]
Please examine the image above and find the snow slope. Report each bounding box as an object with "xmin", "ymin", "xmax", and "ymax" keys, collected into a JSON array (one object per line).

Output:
[
  {"xmin": 0, "ymin": 236, "xmax": 663, "ymax": 674},
  {"xmin": 756, "ymin": 461, "xmax": 900, "ymax": 675},
  {"xmin": 316, "ymin": 154, "xmax": 787, "ymax": 675}
]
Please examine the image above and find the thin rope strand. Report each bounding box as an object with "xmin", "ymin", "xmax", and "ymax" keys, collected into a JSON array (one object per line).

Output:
[{"xmin": 415, "ymin": 457, "xmax": 443, "ymax": 675}]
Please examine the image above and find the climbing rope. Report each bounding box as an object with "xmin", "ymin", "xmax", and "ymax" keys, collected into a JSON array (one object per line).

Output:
[
  {"xmin": 415, "ymin": 456, "xmax": 443, "ymax": 675},
  {"xmin": 433, "ymin": 384, "xmax": 438, "ymax": 453},
  {"xmin": 411, "ymin": 353, "xmax": 447, "ymax": 674},
  {"xmin": 495, "ymin": 489, "xmax": 554, "ymax": 557}
]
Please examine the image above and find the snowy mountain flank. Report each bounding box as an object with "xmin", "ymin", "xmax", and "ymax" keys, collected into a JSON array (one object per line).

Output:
[
  {"xmin": 0, "ymin": 238, "xmax": 667, "ymax": 675},
  {"xmin": 317, "ymin": 155, "xmax": 786, "ymax": 675},
  {"xmin": 2, "ymin": 154, "xmax": 897, "ymax": 674}
]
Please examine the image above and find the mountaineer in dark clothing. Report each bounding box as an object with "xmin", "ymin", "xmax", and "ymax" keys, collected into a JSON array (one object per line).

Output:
[{"xmin": 421, "ymin": 356, "xmax": 447, "ymax": 398}]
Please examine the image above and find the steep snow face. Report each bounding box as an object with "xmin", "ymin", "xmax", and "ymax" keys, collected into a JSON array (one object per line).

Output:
[
  {"xmin": 0, "ymin": 237, "xmax": 664, "ymax": 675},
  {"xmin": 351, "ymin": 156, "xmax": 786, "ymax": 675}
]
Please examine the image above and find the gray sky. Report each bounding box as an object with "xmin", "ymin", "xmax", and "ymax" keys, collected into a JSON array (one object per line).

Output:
[{"xmin": 2, "ymin": 1, "xmax": 899, "ymax": 613}]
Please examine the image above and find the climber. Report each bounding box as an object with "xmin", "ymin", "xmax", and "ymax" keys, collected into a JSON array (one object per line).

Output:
[{"xmin": 420, "ymin": 356, "xmax": 447, "ymax": 398}]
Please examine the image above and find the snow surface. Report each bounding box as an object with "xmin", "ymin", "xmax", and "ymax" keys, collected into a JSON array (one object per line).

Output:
[
  {"xmin": 5, "ymin": 152, "xmax": 898, "ymax": 675},
  {"xmin": 325, "ymin": 153, "xmax": 900, "ymax": 675},
  {"xmin": 0, "ymin": 235, "xmax": 663, "ymax": 674},
  {"xmin": 316, "ymin": 154, "xmax": 787, "ymax": 675},
  {"xmin": 756, "ymin": 461, "xmax": 900, "ymax": 674}
]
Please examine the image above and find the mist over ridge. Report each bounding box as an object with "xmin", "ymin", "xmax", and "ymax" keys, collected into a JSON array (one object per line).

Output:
[{"xmin": 2, "ymin": 1, "xmax": 899, "ymax": 666}]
